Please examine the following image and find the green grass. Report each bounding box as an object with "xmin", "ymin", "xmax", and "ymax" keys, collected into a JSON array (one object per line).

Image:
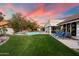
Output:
[{"xmin": 0, "ymin": 34, "xmax": 79, "ymax": 56}]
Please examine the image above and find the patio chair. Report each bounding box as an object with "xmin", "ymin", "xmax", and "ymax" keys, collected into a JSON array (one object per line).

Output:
[
  {"xmin": 58, "ymin": 32, "xmax": 65, "ymax": 38},
  {"xmin": 64, "ymin": 32, "xmax": 70, "ymax": 38},
  {"xmin": 54, "ymin": 31, "xmax": 60, "ymax": 36},
  {"xmin": 54, "ymin": 31, "xmax": 71, "ymax": 39}
]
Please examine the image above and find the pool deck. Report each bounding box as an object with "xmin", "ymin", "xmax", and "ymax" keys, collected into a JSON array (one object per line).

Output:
[{"xmin": 51, "ymin": 34, "xmax": 79, "ymax": 49}]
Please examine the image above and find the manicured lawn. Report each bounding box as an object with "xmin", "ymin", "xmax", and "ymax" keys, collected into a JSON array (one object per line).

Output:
[{"xmin": 0, "ymin": 34, "xmax": 79, "ymax": 56}]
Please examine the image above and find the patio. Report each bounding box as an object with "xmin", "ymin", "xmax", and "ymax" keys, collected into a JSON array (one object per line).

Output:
[{"xmin": 51, "ymin": 34, "xmax": 79, "ymax": 49}]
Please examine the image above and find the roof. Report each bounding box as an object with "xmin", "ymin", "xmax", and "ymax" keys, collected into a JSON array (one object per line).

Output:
[
  {"xmin": 45, "ymin": 19, "xmax": 64, "ymax": 27},
  {"xmin": 58, "ymin": 14, "xmax": 79, "ymax": 25},
  {"xmin": 0, "ymin": 20, "xmax": 9, "ymax": 26}
]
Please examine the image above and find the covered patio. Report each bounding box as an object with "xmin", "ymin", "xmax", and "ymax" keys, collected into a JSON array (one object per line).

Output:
[
  {"xmin": 44, "ymin": 19, "xmax": 64, "ymax": 34},
  {"xmin": 58, "ymin": 14, "xmax": 79, "ymax": 40}
]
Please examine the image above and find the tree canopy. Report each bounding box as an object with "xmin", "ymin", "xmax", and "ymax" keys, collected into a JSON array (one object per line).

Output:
[{"xmin": 10, "ymin": 13, "xmax": 39, "ymax": 32}]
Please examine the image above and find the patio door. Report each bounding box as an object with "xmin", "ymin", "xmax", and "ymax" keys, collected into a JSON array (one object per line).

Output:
[
  {"xmin": 63, "ymin": 24, "xmax": 66, "ymax": 32},
  {"xmin": 71, "ymin": 22, "xmax": 76, "ymax": 36},
  {"xmin": 51, "ymin": 26, "xmax": 56, "ymax": 33}
]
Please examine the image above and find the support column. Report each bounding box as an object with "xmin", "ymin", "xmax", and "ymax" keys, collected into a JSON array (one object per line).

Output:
[
  {"xmin": 48, "ymin": 26, "xmax": 51, "ymax": 34},
  {"xmin": 60, "ymin": 25, "xmax": 63, "ymax": 31},
  {"xmin": 66, "ymin": 24, "xmax": 67, "ymax": 32},
  {"xmin": 70, "ymin": 23, "xmax": 72, "ymax": 35},
  {"xmin": 45, "ymin": 27, "xmax": 46, "ymax": 32},
  {"xmin": 49, "ymin": 26, "xmax": 51, "ymax": 34}
]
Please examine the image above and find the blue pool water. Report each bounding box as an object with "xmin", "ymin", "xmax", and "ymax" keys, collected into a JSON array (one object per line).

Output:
[
  {"xmin": 25, "ymin": 32, "xmax": 42, "ymax": 35},
  {"xmin": 16, "ymin": 32, "xmax": 45, "ymax": 35}
]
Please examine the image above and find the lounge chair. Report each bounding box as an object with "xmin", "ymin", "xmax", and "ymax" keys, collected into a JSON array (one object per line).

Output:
[{"xmin": 54, "ymin": 31, "xmax": 70, "ymax": 38}]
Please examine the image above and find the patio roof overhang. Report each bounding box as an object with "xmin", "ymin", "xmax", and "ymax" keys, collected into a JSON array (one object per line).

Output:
[
  {"xmin": 58, "ymin": 19, "xmax": 79, "ymax": 25},
  {"xmin": 57, "ymin": 14, "xmax": 79, "ymax": 26},
  {"xmin": 45, "ymin": 19, "xmax": 64, "ymax": 27}
]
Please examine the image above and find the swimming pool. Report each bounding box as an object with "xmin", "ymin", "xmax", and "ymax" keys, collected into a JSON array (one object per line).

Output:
[
  {"xmin": 25, "ymin": 32, "xmax": 42, "ymax": 35},
  {"xmin": 16, "ymin": 32, "xmax": 44, "ymax": 35}
]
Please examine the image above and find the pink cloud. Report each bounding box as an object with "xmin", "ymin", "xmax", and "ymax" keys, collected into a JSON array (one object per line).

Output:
[
  {"xmin": 4, "ymin": 3, "xmax": 28, "ymax": 17},
  {"xmin": 1, "ymin": 3, "xmax": 79, "ymax": 25},
  {"xmin": 30, "ymin": 3, "xmax": 79, "ymax": 25},
  {"xmin": 28, "ymin": 3, "xmax": 79, "ymax": 19},
  {"xmin": 0, "ymin": 8, "xmax": 5, "ymax": 14},
  {"xmin": 28, "ymin": 3, "xmax": 45, "ymax": 18},
  {"xmin": 46, "ymin": 3, "xmax": 79, "ymax": 17}
]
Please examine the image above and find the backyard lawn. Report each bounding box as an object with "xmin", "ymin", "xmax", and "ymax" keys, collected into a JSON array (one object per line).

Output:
[{"xmin": 0, "ymin": 34, "xmax": 79, "ymax": 56}]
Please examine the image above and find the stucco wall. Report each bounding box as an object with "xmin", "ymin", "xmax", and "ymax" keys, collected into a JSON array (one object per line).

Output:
[{"xmin": 45, "ymin": 26, "xmax": 52, "ymax": 34}]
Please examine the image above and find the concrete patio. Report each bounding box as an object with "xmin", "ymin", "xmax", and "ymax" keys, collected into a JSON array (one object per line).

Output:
[{"xmin": 51, "ymin": 34, "xmax": 79, "ymax": 49}]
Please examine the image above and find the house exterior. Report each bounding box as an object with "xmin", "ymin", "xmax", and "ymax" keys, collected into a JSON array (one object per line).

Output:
[
  {"xmin": 0, "ymin": 20, "xmax": 14, "ymax": 35},
  {"xmin": 44, "ymin": 19, "xmax": 64, "ymax": 34},
  {"xmin": 57, "ymin": 14, "xmax": 79, "ymax": 39},
  {"xmin": 0, "ymin": 20, "xmax": 9, "ymax": 28}
]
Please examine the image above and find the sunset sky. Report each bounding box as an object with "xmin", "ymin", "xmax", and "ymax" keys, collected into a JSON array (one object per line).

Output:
[{"xmin": 0, "ymin": 3, "xmax": 79, "ymax": 26}]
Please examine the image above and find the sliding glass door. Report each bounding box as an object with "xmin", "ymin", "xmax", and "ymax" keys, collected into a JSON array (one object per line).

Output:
[{"xmin": 71, "ymin": 22, "xmax": 76, "ymax": 36}]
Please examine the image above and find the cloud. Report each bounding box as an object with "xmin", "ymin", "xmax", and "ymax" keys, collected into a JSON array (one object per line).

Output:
[
  {"xmin": 6, "ymin": 4, "xmax": 28, "ymax": 16},
  {"xmin": 29, "ymin": 3, "xmax": 79, "ymax": 25},
  {"xmin": 28, "ymin": 3, "xmax": 45, "ymax": 18},
  {"xmin": 28, "ymin": 3, "xmax": 79, "ymax": 19},
  {"xmin": 0, "ymin": 8, "xmax": 5, "ymax": 13},
  {"xmin": 0, "ymin": 3, "xmax": 79, "ymax": 25}
]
